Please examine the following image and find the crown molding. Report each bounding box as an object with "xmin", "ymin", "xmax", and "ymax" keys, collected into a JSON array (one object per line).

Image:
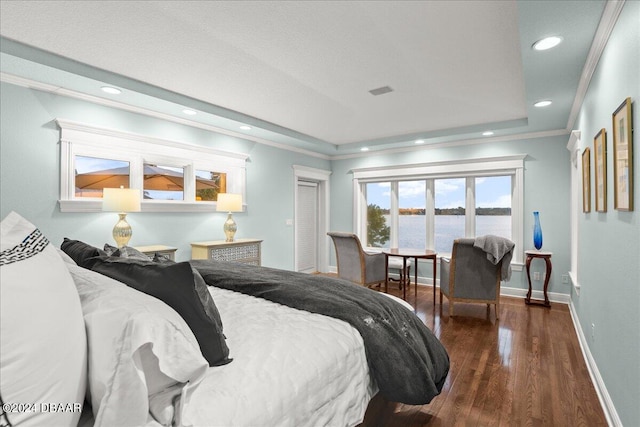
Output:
[
  {"xmin": 0, "ymin": 72, "xmax": 331, "ymax": 161},
  {"xmin": 566, "ymin": 0, "xmax": 626, "ymax": 130},
  {"xmin": 330, "ymin": 129, "xmax": 569, "ymax": 161}
]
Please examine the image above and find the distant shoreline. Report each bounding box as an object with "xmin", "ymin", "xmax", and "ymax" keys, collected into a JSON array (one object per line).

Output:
[{"xmin": 379, "ymin": 207, "xmax": 512, "ymax": 216}]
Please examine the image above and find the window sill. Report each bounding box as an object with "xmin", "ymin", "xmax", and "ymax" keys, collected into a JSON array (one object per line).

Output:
[{"xmin": 58, "ymin": 199, "xmax": 235, "ymax": 213}]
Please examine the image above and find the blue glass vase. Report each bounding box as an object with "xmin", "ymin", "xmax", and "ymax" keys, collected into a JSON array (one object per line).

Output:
[{"xmin": 533, "ymin": 211, "xmax": 543, "ymax": 250}]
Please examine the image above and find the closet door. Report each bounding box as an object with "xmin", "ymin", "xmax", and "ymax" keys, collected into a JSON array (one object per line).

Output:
[{"xmin": 296, "ymin": 180, "xmax": 318, "ymax": 273}]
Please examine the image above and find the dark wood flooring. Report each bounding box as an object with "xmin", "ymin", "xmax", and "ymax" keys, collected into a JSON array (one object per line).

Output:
[{"xmin": 359, "ymin": 283, "xmax": 608, "ymax": 426}]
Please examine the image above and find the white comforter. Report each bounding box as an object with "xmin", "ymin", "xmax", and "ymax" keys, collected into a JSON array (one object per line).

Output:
[{"xmin": 182, "ymin": 286, "xmax": 376, "ymax": 427}]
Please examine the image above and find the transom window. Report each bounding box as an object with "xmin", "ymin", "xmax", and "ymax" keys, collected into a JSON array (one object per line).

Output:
[
  {"xmin": 353, "ymin": 155, "xmax": 524, "ymax": 264},
  {"xmin": 58, "ymin": 119, "xmax": 246, "ymax": 212}
]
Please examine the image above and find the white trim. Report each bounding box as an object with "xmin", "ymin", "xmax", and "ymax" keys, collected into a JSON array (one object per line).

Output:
[
  {"xmin": 569, "ymin": 301, "xmax": 622, "ymax": 426},
  {"xmin": 352, "ymin": 155, "xmax": 527, "ymax": 180},
  {"xmin": 566, "ymin": 130, "xmax": 582, "ymax": 294},
  {"xmin": 2, "ymin": 72, "xmax": 572, "ymax": 161},
  {"xmin": 293, "ymin": 165, "xmax": 331, "ymax": 273},
  {"xmin": 352, "ymin": 155, "xmax": 525, "ymax": 264},
  {"xmin": 333, "ymin": 130, "xmax": 568, "ymax": 160},
  {"xmin": 500, "ymin": 286, "xmax": 570, "ymax": 304},
  {"xmin": 57, "ymin": 119, "xmax": 247, "ymax": 213},
  {"xmin": 1, "ymin": 72, "xmax": 331, "ymax": 160},
  {"xmin": 56, "ymin": 119, "xmax": 249, "ymax": 160},
  {"xmin": 568, "ymin": 271, "xmax": 581, "ymax": 296},
  {"xmin": 566, "ymin": 1, "xmax": 626, "ymax": 130}
]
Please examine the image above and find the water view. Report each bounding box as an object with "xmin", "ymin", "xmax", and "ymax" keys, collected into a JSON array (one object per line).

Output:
[{"xmin": 382, "ymin": 215, "xmax": 511, "ymax": 254}]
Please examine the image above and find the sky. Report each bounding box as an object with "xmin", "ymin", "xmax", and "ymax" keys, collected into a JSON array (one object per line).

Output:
[{"xmin": 367, "ymin": 176, "xmax": 511, "ymax": 209}]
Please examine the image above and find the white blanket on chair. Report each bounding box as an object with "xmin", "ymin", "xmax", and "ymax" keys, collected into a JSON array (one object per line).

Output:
[{"xmin": 473, "ymin": 235, "xmax": 515, "ymax": 281}]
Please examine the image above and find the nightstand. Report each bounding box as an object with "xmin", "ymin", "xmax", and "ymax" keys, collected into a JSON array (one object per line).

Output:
[
  {"xmin": 134, "ymin": 245, "xmax": 178, "ymax": 261},
  {"xmin": 191, "ymin": 239, "xmax": 262, "ymax": 266}
]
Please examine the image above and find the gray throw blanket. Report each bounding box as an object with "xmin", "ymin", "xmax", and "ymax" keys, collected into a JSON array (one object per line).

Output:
[
  {"xmin": 473, "ymin": 234, "xmax": 515, "ymax": 280},
  {"xmin": 191, "ymin": 260, "xmax": 450, "ymax": 405}
]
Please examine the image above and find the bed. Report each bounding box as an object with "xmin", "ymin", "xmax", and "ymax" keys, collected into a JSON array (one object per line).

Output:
[{"xmin": 0, "ymin": 211, "xmax": 449, "ymax": 427}]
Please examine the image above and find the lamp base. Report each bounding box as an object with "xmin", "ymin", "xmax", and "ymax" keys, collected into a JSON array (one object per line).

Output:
[
  {"xmin": 223, "ymin": 212, "xmax": 237, "ymax": 242},
  {"xmin": 113, "ymin": 213, "xmax": 133, "ymax": 248}
]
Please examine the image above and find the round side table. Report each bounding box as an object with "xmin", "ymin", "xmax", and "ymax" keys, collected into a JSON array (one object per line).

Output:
[{"xmin": 524, "ymin": 250, "xmax": 552, "ymax": 307}]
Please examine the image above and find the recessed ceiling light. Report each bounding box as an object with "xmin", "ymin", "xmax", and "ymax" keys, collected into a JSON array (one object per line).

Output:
[
  {"xmin": 239, "ymin": 125, "xmax": 252, "ymax": 131},
  {"xmin": 482, "ymin": 131, "xmax": 494, "ymax": 136},
  {"xmin": 101, "ymin": 86, "xmax": 121, "ymax": 95},
  {"xmin": 532, "ymin": 36, "xmax": 563, "ymax": 51},
  {"xmin": 534, "ymin": 100, "xmax": 553, "ymax": 107},
  {"xmin": 360, "ymin": 147, "xmax": 370, "ymax": 152},
  {"xmin": 415, "ymin": 139, "xmax": 425, "ymax": 144},
  {"xmin": 182, "ymin": 109, "xmax": 197, "ymax": 115}
]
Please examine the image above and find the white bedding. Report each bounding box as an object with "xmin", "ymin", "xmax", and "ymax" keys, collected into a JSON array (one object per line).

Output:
[{"xmin": 182, "ymin": 286, "xmax": 376, "ymax": 427}]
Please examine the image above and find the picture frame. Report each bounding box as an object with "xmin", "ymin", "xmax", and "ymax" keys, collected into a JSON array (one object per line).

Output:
[
  {"xmin": 582, "ymin": 147, "xmax": 591, "ymax": 213},
  {"xmin": 612, "ymin": 97, "xmax": 633, "ymax": 211},
  {"xmin": 594, "ymin": 128, "xmax": 607, "ymax": 212}
]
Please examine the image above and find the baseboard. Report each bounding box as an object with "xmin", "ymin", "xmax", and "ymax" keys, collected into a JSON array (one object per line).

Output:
[
  {"xmin": 568, "ymin": 301, "xmax": 621, "ymax": 426},
  {"xmin": 327, "ymin": 267, "xmax": 570, "ymax": 305},
  {"xmin": 500, "ymin": 286, "xmax": 570, "ymax": 304}
]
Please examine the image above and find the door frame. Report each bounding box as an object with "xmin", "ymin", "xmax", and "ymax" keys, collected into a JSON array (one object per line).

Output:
[{"xmin": 293, "ymin": 165, "xmax": 331, "ymax": 273}]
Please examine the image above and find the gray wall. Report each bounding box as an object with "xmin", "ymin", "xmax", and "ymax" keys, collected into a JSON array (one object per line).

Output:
[
  {"xmin": 0, "ymin": 82, "xmax": 330, "ymax": 270},
  {"xmin": 571, "ymin": 1, "xmax": 639, "ymax": 425}
]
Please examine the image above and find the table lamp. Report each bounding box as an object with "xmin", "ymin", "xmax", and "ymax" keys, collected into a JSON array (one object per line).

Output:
[
  {"xmin": 102, "ymin": 187, "xmax": 141, "ymax": 247},
  {"xmin": 216, "ymin": 193, "xmax": 243, "ymax": 242}
]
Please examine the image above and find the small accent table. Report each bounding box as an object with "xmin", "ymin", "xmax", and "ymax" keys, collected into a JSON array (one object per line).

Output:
[
  {"xmin": 383, "ymin": 248, "xmax": 438, "ymax": 305},
  {"xmin": 134, "ymin": 245, "xmax": 177, "ymax": 261},
  {"xmin": 191, "ymin": 239, "xmax": 262, "ymax": 265},
  {"xmin": 524, "ymin": 250, "xmax": 552, "ymax": 307}
]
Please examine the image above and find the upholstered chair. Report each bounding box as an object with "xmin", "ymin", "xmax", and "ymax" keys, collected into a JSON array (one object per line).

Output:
[
  {"xmin": 440, "ymin": 237, "xmax": 513, "ymax": 319},
  {"xmin": 327, "ymin": 232, "xmax": 387, "ymax": 288}
]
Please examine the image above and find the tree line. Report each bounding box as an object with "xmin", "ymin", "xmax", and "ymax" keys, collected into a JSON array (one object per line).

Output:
[{"xmin": 375, "ymin": 207, "xmax": 512, "ymax": 216}]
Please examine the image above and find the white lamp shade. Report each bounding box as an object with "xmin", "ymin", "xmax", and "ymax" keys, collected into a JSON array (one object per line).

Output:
[
  {"xmin": 216, "ymin": 193, "xmax": 243, "ymax": 212},
  {"xmin": 102, "ymin": 188, "xmax": 141, "ymax": 212}
]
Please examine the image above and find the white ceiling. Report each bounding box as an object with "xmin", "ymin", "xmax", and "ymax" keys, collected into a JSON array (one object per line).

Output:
[{"xmin": 0, "ymin": 0, "xmax": 607, "ymax": 156}]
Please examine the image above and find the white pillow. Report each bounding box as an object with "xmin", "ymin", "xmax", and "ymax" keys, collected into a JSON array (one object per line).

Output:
[
  {"xmin": 0, "ymin": 211, "xmax": 87, "ymax": 426},
  {"xmin": 67, "ymin": 263, "xmax": 209, "ymax": 427}
]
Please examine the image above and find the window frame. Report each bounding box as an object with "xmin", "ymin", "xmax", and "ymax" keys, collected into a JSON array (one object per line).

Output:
[
  {"xmin": 352, "ymin": 155, "xmax": 525, "ymax": 265},
  {"xmin": 57, "ymin": 119, "xmax": 247, "ymax": 212}
]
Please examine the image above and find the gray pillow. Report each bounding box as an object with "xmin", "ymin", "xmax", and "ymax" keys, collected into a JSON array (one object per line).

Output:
[{"xmin": 104, "ymin": 243, "xmax": 150, "ymax": 261}]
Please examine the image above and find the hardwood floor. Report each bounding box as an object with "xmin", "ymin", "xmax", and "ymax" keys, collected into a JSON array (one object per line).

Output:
[{"xmin": 360, "ymin": 284, "xmax": 607, "ymax": 427}]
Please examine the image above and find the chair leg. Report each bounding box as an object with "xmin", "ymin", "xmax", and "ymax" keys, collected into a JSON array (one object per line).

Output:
[
  {"xmin": 449, "ymin": 300, "xmax": 454, "ymax": 317},
  {"xmin": 496, "ymin": 301, "xmax": 500, "ymax": 319}
]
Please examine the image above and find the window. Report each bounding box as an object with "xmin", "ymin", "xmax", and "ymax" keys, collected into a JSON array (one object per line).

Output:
[
  {"xmin": 195, "ymin": 170, "xmax": 226, "ymax": 202},
  {"xmin": 57, "ymin": 119, "xmax": 247, "ymax": 212},
  {"xmin": 74, "ymin": 156, "xmax": 130, "ymax": 198},
  {"xmin": 475, "ymin": 176, "xmax": 512, "ymax": 239},
  {"xmin": 366, "ymin": 182, "xmax": 390, "ymax": 248},
  {"xmin": 399, "ymin": 181, "xmax": 426, "ymax": 250},
  {"xmin": 434, "ymin": 178, "xmax": 465, "ymax": 253},
  {"xmin": 353, "ymin": 155, "xmax": 525, "ymax": 265},
  {"xmin": 143, "ymin": 163, "xmax": 185, "ymax": 200}
]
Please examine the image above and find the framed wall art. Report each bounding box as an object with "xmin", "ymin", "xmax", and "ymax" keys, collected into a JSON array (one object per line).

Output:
[
  {"xmin": 582, "ymin": 147, "xmax": 591, "ymax": 213},
  {"xmin": 594, "ymin": 128, "xmax": 607, "ymax": 212},
  {"xmin": 612, "ymin": 97, "xmax": 633, "ymax": 211}
]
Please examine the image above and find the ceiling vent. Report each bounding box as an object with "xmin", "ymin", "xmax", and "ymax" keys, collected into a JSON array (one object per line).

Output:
[{"xmin": 369, "ymin": 86, "xmax": 394, "ymax": 96}]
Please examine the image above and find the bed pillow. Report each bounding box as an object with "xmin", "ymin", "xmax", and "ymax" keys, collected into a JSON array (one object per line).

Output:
[
  {"xmin": 0, "ymin": 212, "xmax": 87, "ymax": 427},
  {"xmin": 149, "ymin": 253, "xmax": 225, "ymax": 331},
  {"xmin": 104, "ymin": 243, "xmax": 150, "ymax": 261},
  {"xmin": 84, "ymin": 256, "xmax": 231, "ymax": 367},
  {"xmin": 68, "ymin": 263, "xmax": 209, "ymax": 427},
  {"xmin": 61, "ymin": 237, "xmax": 107, "ymax": 265}
]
